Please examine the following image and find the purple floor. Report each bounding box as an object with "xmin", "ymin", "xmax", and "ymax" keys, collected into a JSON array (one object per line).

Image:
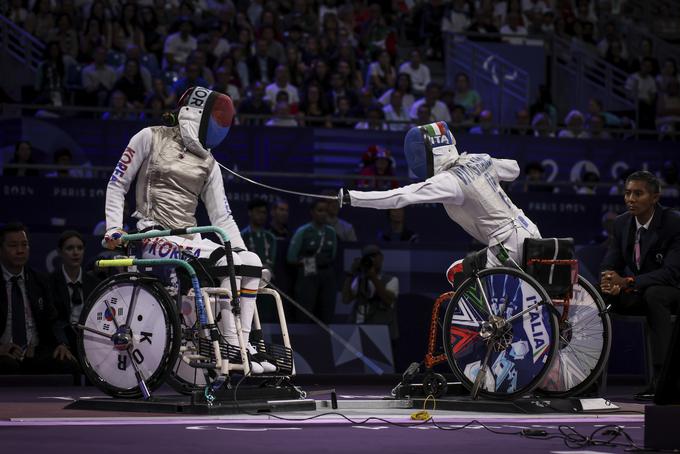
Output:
[{"xmin": 0, "ymin": 383, "xmax": 650, "ymax": 453}]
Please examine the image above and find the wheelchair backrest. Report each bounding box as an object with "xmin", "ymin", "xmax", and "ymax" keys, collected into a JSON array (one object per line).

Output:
[{"xmin": 522, "ymin": 237, "xmax": 577, "ymax": 298}]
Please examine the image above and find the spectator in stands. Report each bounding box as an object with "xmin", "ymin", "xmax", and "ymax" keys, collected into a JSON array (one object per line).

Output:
[
  {"xmin": 378, "ymin": 208, "xmax": 419, "ymax": 243},
  {"xmin": 230, "ymin": 44, "xmax": 251, "ymax": 89},
  {"xmin": 600, "ymin": 171, "xmax": 680, "ymax": 400},
  {"xmin": 240, "ymin": 199, "xmax": 277, "ymax": 273},
  {"xmin": 355, "ymin": 104, "xmax": 388, "ymax": 130},
  {"xmin": 163, "ymin": 17, "xmax": 197, "ymax": 70},
  {"xmin": 378, "ymin": 73, "xmax": 414, "ymax": 114},
  {"xmin": 342, "ymin": 244, "xmax": 399, "ymax": 349},
  {"xmin": 529, "ymin": 84, "xmax": 558, "ymax": 128},
  {"xmin": 591, "ymin": 211, "xmax": 618, "ymax": 245},
  {"xmin": 82, "ymin": 46, "xmax": 117, "ymax": 107},
  {"xmin": 366, "ymin": 50, "xmax": 397, "ymax": 98},
  {"xmin": 78, "ymin": 18, "xmax": 105, "ymax": 63},
  {"xmin": 285, "ymin": 45, "xmax": 306, "ymax": 89},
  {"xmin": 248, "ymin": 38, "xmax": 278, "ymax": 84},
  {"xmin": 102, "ymin": 90, "xmax": 136, "ymax": 120},
  {"xmin": 586, "ymin": 97, "xmax": 623, "ymax": 130},
  {"xmin": 511, "ymin": 108, "xmax": 533, "ymax": 135},
  {"xmin": 604, "ymin": 39, "xmax": 631, "ymax": 73},
  {"xmin": 469, "ymin": 109, "xmax": 499, "ymax": 135},
  {"xmin": 141, "ymin": 94, "xmax": 166, "ymax": 122},
  {"xmin": 265, "ymin": 65, "xmax": 300, "ymax": 109},
  {"xmin": 656, "ymin": 78, "xmax": 680, "ymax": 137},
  {"xmin": 330, "ymin": 95, "xmax": 355, "ymax": 128},
  {"xmin": 150, "ymin": 77, "xmax": 176, "ymax": 109},
  {"xmin": 656, "ymin": 58, "xmax": 680, "ymax": 94},
  {"xmin": 335, "ymin": 57, "xmax": 364, "ymax": 94},
  {"xmin": 441, "ymin": 0, "xmax": 473, "ymax": 34},
  {"xmin": 114, "ymin": 3, "xmax": 146, "ymax": 54},
  {"xmin": 24, "ymin": 0, "xmax": 55, "ymax": 43},
  {"xmin": 86, "ymin": 1, "xmax": 113, "ymax": 49},
  {"xmin": 269, "ymin": 199, "xmax": 290, "ymax": 240},
  {"xmin": 0, "ymin": 223, "xmax": 74, "ymax": 374},
  {"xmin": 35, "ymin": 41, "xmax": 66, "ymax": 107},
  {"xmin": 382, "ymin": 90, "xmax": 411, "ymax": 132},
  {"xmin": 450, "ymin": 104, "xmax": 471, "ymax": 130},
  {"xmin": 358, "ymin": 145, "xmax": 398, "ymax": 191},
  {"xmin": 630, "ymin": 38, "xmax": 660, "ymax": 77},
  {"xmin": 410, "ymin": 82, "xmax": 452, "ymax": 122},
  {"xmin": 49, "ymin": 230, "xmax": 100, "ymax": 355},
  {"xmin": 215, "ymin": 55, "xmax": 243, "ymax": 91},
  {"xmin": 359, "ymin": 3, "xmax": 397, "ymax": 59},
  {"xmin": 116, "ymin": 44, "xmax": 153, "ymax": 94},
  {"xmin": 282, "ymin": 1, "xmax": 318, "ymax": 35},
  {"xmin": 398, "ymin": 49, "xmax": 431, "ymax": 96},
  {"xmin": 575, "ymin": 170, "xmax": 601, "ymax": 195},
  {"xmin": 45, "ymin": 148, "xmax": 76, "ymax": 178},
  {"xmin": 171, "ymin": 61, "xmax": 209, "ymax": 99},
  {"xmin": 3, "ymin": 141, "xmax": 39, "ymax": 177},
  {"xmin": 5, "ymin": 0, "xmax": 29, "ymax": 28},
  {"xmin": 585, "ymin": 113, "xmax": 612, "ymax": 139},
  {"xmin": 523, "ymin": 161, "xmax": 554, "ymax": 193},
  {"xmin": 287, "ymin": 199, "xmax": 338, "ymax": 323},
  {"xmin": 597, "ymin": 22, "xmax": 628, "ymax": 60},
  {"xmin": 238, "ymin": 81, "xmax": 272, "ymax": 125},
  {"xmin": 453, "ymin": 73, "xmax": 482, "ymax": 119},
  {"xmin": 468, "ymin": 9, "xmax": 501, "ymax": 41},
  {"xmin": 558, "ymin": 109, "xmax": 589, "ymax": 139},
  {"xmin": 113, "ymin": 58, "xmax": 148, "ymax": 108},
  {"xmin": 327, "ymin": 72, "xmax": 359, "ymax": 113},
  {"xmin": 324, "ymin": 191, "xmax": 357, "ymax": 243},
  {"xmin": 188, "ymin": 49, "xmax": 215, "ymax": 87},
  {"xmin": 140, "ymin": 6, "xmax": 164, "ymax": 62},
  {"xmin": 261, "ymin": 25, "xmax": 286, "ymax": 65},
  {"xmin": 212, "ymin": 66, "xmax": 241, "ymax": 107},
  {"xmin": 500, "ymin": 12, "xmax": 529, "ymax": 44},
  {"xmin": 419, "ymin": 0, "xmax": 447, "ymax": 59},
  {"xmin": 298, "ymin": 82, "xmax": 331, "ymax": 127},
  {"xmin": 48, "ymin": 13, "xmax": 79, "ymax": 61},
  {"xmin": 414, "ymin": 103, "xmax": 433, "ymax": 125},
  {"xmin": 532, "ymin": 112, "xmax": 555, "ymax": 138},
  {"xmin": 625, "ymin": 57, "xmax": 658, "ymax": 132},
  {"xmin": 265, "ymin": 100, "xmax": 298, "ymax": 127}
]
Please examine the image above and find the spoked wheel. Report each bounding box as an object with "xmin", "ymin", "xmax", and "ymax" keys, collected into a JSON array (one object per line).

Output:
[
  {"xmin": 537, "ymin": 276, "xmax": 611, "ymax": 397},
  {"xmin": 443, "ymin": 268, "xmax": 559, "ymax": 400},
  {"xmin": 77, "ymin": 273, "xmax": 181, "ymax": 398},
  {"xmin": 165, "ymin": 295, "xmax": 211, "ymax": 394}
]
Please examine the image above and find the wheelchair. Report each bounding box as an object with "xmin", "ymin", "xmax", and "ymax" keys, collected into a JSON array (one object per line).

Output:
[
  {"xmin": 404, "ymin": 238, "xmax": 611, "ymax": 400},
  {"xmin": 76, "ymin": 226, "xmax": 295, "ymax": 400}
]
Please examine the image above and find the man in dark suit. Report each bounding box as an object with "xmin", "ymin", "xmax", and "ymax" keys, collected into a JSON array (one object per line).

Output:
[
  {"xmin": 247, "ymin": 38, "xmax": 277, "ymax": 85},
  {"xmin": 49, "ymin": 230, "xmax": 100, "ymax": 354},
  {"xmin": 0, "ymin": 223, "xmax": 75, "ymax": 374},
  {"xmin": 600, "ymin": 170, "xmax": 680, "ymax": 400}
]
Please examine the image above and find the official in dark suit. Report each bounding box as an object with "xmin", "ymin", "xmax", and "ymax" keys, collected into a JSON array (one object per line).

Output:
[
  {"xmin": 600, "ymin": 171, "xmax": 680, "ymax": 399},
  {"xmin": 0, "ymin": 223, "xmax": 75, "ymax": 374},
  {"xmin": 49, "ymin": 230, "xmax": 100, "ymax": 354}
]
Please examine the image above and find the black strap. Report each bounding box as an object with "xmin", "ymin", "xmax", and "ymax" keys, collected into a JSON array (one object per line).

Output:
[
  {"xmin": 211, "ymin": 265, "xmax": 262, "ymax": 278},
  {"xmin": 10, "ymin": 276, "xmax": 27, "ymax": 346}
]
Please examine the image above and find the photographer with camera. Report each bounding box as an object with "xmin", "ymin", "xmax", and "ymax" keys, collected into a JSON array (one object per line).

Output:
[{"xmin": 342, "ymin": 245, "xmax": 399, "ymax": 349}]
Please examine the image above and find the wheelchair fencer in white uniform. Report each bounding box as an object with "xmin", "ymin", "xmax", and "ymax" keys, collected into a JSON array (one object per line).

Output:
[{"xmin": 103, "ymin": 86, "xmax": 276, "ymax": 375}]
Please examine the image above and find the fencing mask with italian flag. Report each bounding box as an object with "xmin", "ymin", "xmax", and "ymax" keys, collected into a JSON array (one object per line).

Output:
[{"xmin": 403, "ymin": 121, "xmax": 460, "ymax": 180}]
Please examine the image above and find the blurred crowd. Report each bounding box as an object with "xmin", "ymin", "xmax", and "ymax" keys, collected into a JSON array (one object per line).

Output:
[{"xmin": 1, "ymin": 0, "xmax": 677, "ymax": 138}]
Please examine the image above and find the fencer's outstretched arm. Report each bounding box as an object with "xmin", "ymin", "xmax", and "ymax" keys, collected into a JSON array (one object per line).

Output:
[
  {"xmin": 347, "ymin": 171, "xmax": 464, "ymax": 209},
  {"xmin": 201, "ymin": 162, "xmax": 247, "ymax": 250},
  {"xmin": 105, "ymin": 129, "xmax": 152, "ymax": 232}
]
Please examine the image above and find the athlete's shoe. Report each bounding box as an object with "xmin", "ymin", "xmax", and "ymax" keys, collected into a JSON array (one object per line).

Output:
[{"xmin": 247, "ymin": 343, "xmax": 277, "ymax": 374}]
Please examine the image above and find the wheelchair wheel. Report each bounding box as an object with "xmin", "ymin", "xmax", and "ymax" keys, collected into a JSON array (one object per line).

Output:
[
  {"xmin": 537, "ymin": 276, "xmax": 611, "ymax": 397},
  {"xmin": 165, "ymin": 295, "xmax": 210, "ymax": 394},
  {"xmin": 77, "ymin": 273, "xmax": 181, "ymax": 398},
  {"xmin": 443, "ymin": 267, "xmax": 559, "ymax": 399}
]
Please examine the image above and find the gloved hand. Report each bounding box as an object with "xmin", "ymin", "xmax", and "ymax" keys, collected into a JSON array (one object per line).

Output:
[
  {"xmin": 338, "ymin": 188, "xmax": 351, "ymax": 207},
  {"xmin": 102, "ymin": 228, "xmax": 127, "ymax": 250}
]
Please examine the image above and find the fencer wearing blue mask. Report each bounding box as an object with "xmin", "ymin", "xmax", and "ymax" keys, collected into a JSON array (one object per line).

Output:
[{"xmin": 339, "ymin": 121, "xmax": 541, "ymax": 284}]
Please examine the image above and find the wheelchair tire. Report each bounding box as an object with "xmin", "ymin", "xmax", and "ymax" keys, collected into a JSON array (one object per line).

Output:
[
  {"xmin": 77, "ymin": 273, "xmax": 181, "ymax": 398},
  {"xmin": 537, "ymin": 276, "xmax": 612, "ymax": 397},
  {"xmin": 443, "ymin": 267, "xmax": 559, "ymax": 400}
]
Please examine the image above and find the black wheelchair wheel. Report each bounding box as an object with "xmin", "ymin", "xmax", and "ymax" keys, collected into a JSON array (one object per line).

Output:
[
  {"xmin": 443, "ymin": 267, "xmax": 559, "ymax": 400},
  {"xmin": 537, "ymin": 276, "xmax": 612, "ymax": 397},
  {"xmin": 77, "ymin": 273, "xmax": 181, "ymax": 398}
]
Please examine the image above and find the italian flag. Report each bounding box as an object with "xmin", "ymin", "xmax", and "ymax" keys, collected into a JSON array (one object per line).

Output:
[{"xmin": 424, "ymin": 121, "xmax": 447, "ymax": 137}]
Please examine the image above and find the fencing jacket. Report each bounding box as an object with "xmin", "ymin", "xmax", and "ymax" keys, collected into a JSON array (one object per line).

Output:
[
  {"xmin": 105, "ymin": 125, "xmax": 246, "ymax": 250},
  {"xmin": 349, "ymin": 153, "xmax": 538, "ymax": 246}
]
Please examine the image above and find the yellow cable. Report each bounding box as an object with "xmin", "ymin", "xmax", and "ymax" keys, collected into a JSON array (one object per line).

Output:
[{"xmin": 410, "ymin": 393, "xmax": 436, "ymax": 420}]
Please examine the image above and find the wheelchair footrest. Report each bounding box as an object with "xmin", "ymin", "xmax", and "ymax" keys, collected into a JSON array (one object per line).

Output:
[{"xmin": 253, "ymin": 341, "xmax": 294, "ymax": 376}]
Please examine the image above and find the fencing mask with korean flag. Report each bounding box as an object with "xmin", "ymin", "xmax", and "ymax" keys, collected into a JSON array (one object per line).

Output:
[
  {"xmin": 177, "ymin": 86, "xmax": 235, "ymax": 158},
  {"xmin": 403, "ymin": 121, "xmax": 460, "ymax": 180}
]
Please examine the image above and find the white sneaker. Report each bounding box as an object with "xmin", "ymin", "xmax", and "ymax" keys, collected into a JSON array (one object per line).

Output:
[{"xmin": 247, "ymin": 343, "xmax": 277, "ymax": 374}]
